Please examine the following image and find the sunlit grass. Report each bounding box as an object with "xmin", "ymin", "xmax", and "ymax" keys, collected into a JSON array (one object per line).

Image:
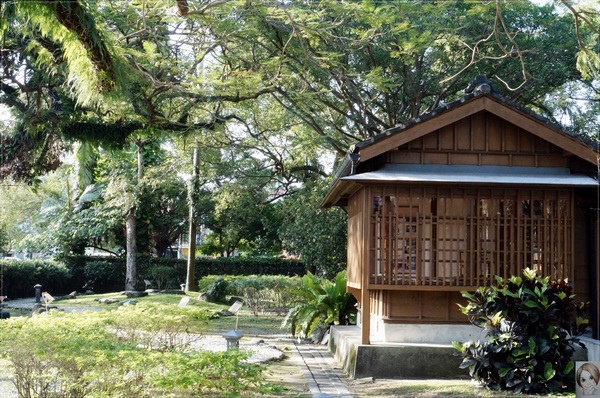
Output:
[{"xmin": 9, "ymin": 291, "xmax": 289, "ymax": 337}]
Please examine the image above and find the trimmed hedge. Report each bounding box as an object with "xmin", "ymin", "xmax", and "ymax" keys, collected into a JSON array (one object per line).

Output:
[
  {"xmin": 0, "ymin": 259, "xmax": 72, "ymax": 299},
  {"xmin": 0, "ymin": 256, "xmax": 307, "ymax": 297}
]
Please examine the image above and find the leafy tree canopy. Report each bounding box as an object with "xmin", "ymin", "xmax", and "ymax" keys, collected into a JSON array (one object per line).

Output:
[{"xmin": 1, "ymin": 0, "xmax": 598, "ymax": 272}]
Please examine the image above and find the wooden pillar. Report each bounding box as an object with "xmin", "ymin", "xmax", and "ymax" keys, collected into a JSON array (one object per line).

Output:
[
  {"xmin": 361, "ymin": 288, "xmax": 370, "ymax": 344},
  {"xmin": 594, "ymin": 209, "xmax": 600, "ymax": 339},
  {"xmin": 361, "ymin": 187, "xmax": 371, "ymax": 344}
]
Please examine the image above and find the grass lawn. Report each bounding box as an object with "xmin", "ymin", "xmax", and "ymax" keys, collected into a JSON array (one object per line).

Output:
[{"xmin": 58, "ymin": 291, "xmax": 286, "ymax": 335}]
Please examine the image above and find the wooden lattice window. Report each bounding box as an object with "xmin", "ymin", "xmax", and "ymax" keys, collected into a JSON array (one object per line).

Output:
[{"xmin": 370, "ymin": 188, "xmax": 573, "ymax": 288}]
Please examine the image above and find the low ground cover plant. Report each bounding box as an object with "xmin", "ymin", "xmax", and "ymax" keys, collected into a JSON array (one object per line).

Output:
[
  {"xmin": 454, "ymin": 268, "xmax": 588, "ymax": 394},
  {"xmin": 0, "ymin": 300, "xmax": 282, "ymax": 397}
]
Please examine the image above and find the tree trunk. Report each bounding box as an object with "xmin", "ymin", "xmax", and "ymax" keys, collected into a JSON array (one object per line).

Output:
[
  {"xmin": 125, "ymin": 211, "xmax": 137, "ymax": 291},
  {"xmin": 185, "ymin": 139, "xmax": 200, "ymax": 292},
  {"xmin": 125, "ymin": 141, "xmax": 144, "ymax": 291}
]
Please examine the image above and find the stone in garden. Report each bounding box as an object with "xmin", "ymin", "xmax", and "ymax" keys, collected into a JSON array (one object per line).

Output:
[
  {"xmin": 159, "ymin": 289, "xmax": 185, "ymax": 295},
  {"xmin": 178, "ymin": 297, "xmax": 190, "ymax": 307},
  {"xmin": 123, "ymin": 291, "xmax": 148, "ymax": 298},
  {"xmin": 31, "ymin": 304, "xmax": 59, "ymax": 315},
  {"xmin": 248, "ymin": 338, "xmax": 265, "ymax": 345},
  {"xmin": 69, "ymin": 291, "xmax": 78, "ymax": 298},
  {"xmin": 122, "ymin": 299, "xmax": 137, "ymax": 306},
  {"xmin": 197, "ymin": 292, "xmax": 208, "ymax": 301},
  {"xmin": 228, "ymin": 296, "xmax": 243, "ymax": 306},
  {"xmin": 98, "ymin": 298, "xmax": 120, "ymax": 304}
]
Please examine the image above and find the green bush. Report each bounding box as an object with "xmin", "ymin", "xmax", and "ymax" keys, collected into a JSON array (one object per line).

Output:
[
  {"xmin": 83, "ymin": 258, "xmax": 125, "ymax": 292},
  {"xmin": 197, "ymin": 274, "xmax": 236, "ymax": 293},
  {"xmin": 0, "ymin": 305, "xmax": 277, "ymax": 397},
  {"xmin": 148, "ymin": 266, "xmax": 177, "ymax": 290},
  {"xmin": 63, "ymin": 255, "xmax": 305, "ymax": 294},
  {"xmin": 0, "ymin": 256, "xmax": 306, "ymax": 298},
  {"xmin": 0, "ymin": 259, "xmax": 72, "ymax": 298},
  {"xmin": 205, "ymin": 276, "xmax": 229, "ymax": 303},
  {"xmin": 229, "ymin": 275, "xmax": 302, "ymax": 315},
  {"xmin": 454, "ymin": 268, "xmax": 588, "ymax": 394}
]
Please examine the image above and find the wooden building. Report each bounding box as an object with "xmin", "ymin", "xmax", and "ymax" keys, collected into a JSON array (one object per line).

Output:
[{"xmin": 323, "ymin": 76, "xmax": 599, "ymax": 345}]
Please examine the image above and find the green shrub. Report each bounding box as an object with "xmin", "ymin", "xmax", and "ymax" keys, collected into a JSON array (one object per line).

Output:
[
  {"xmin": 0, "ymin": 305, "xmax": 275, "ymax": 397},
  {"xmin": 454, "ymin": 268, "xmax": 588, "ymax": 394},
  {"xmin": 198, "ymin": 274, "xmax": 235, "ymax": 293},
  {"xmin": 229, "ymin": 275, "xmax": 301, "ymax": 315},
  {"xmin": 0, "ymin": 259, "xmax": 72, "ymax": 298},
  {"xmin": 63, "ymin": 255, "xmax": 305, "ymax": 294},
  {"xmin": 83, "ymin": 258, "xmax": 125, "ymax": 292},
  {"xmin": 283, "ymin": 270, "xmax": 357, "ymax": 338},
  {"xmin": 148, "ymin": 266, "xmax": 177, "ymax": 290},
  {"xmin": 205, "ymin": 276, "xmax": 229, "ymax": 303}
]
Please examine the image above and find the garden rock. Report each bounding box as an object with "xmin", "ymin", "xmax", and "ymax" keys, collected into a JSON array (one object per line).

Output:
[
  {"xmin": 97, "ymin": 298, "xmax": 120, "ymax": 304},
  {"xmin": 122, "ymin": 300, "xmax": 137, "ymax": 306},
  {"xmin": 228, "ymin": 296, "xmax": 244, "ymax": 305},
  {"xmin": 219, "ymin": 310, "xmax": 235, "ymax": 317},
  {"xmin": 159, "ymin": 289, "xmax": 185, "ymax": 295},
  {"xmin": 31, "ymin": 304, "xmax": 60, "ymax": 315},
  {"xmin": 123, "ymin": 291, "xmax": 148, "ymax": 298}
]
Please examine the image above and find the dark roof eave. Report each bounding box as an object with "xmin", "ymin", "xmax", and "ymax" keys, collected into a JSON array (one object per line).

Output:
[{"xmin": 321, "ymin": 151, "xmax": 360, "ymax": 208}]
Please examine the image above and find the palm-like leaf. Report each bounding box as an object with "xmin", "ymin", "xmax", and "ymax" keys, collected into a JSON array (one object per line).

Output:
[{"xmin": 282, "ymin": 271, "xmax": 356, "ymax": 337}]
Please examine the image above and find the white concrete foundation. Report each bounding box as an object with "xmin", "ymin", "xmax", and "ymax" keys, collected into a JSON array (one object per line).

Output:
[
  {"xmin": 370, "ymin": 316, "xmax": 485, "ymax": 344},
  {"xmin": 580, "ymin": 337, "xmax": 600, "ymax": 362}
]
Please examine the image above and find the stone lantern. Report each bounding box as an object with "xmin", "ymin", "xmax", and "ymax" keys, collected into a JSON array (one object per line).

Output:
[{"xmin": 223, "ymin": 329, "xmax": 243, "ymax": 350}]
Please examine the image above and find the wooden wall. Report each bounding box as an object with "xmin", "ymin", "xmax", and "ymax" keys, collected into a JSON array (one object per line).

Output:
[
  {"xmin": 388, "ymin": 111, "xmax": 570, "ymax": 169},
  {"xmin": 596, "ymin": 211, "xmax": 600, "ymax": 339},
  {"xmin": 370, "ymin": 289, "xmax": 466, "ymax": 323}
]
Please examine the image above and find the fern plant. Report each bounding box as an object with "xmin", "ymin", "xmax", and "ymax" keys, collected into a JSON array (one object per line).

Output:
[{"xmin": 282, "ymin": 270, "xmax": 356, "ymax": 338}]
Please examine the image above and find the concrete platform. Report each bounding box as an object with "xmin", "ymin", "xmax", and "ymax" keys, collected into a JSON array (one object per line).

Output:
[{"xmin": 329, "ymin": 326, "xmax": 470, "ymax": 380}]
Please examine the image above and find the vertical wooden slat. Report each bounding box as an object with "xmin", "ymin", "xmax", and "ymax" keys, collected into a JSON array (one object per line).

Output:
[
  {"xmin": 469, "ymin": 197, "xmax": 475, "ymax": 286},
  {"xmin": 416, "ymin": 211, "xmax": 422, "ymax": 286},
  {"xmin": 569, "ymin": 192, "xmax": 575, "ymax": 282},
  {"xmin": 438, "ymin": 206, "xmax": 444, "ymax": 286},
  {"xmin": 517, "ymin": 195, "xmax": 523, "ymax": 276},
  {"xmin": 392, "ymin": 196, "xmax": 397, "ymax": 283}
]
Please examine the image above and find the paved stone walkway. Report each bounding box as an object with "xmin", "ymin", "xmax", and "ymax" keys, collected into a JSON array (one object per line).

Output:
[{"xmin": 292, "ymin": 341, "xmax": 353, "ymax": 398}]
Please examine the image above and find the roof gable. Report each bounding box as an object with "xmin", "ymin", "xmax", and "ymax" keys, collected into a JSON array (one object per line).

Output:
[
  {"xmin": 357, "ymin": 94, "xmax": 598, "ymax": 166},
  {"xmin": 323, "ymin": 77, "xmax": 599, "ymax": 208}
]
